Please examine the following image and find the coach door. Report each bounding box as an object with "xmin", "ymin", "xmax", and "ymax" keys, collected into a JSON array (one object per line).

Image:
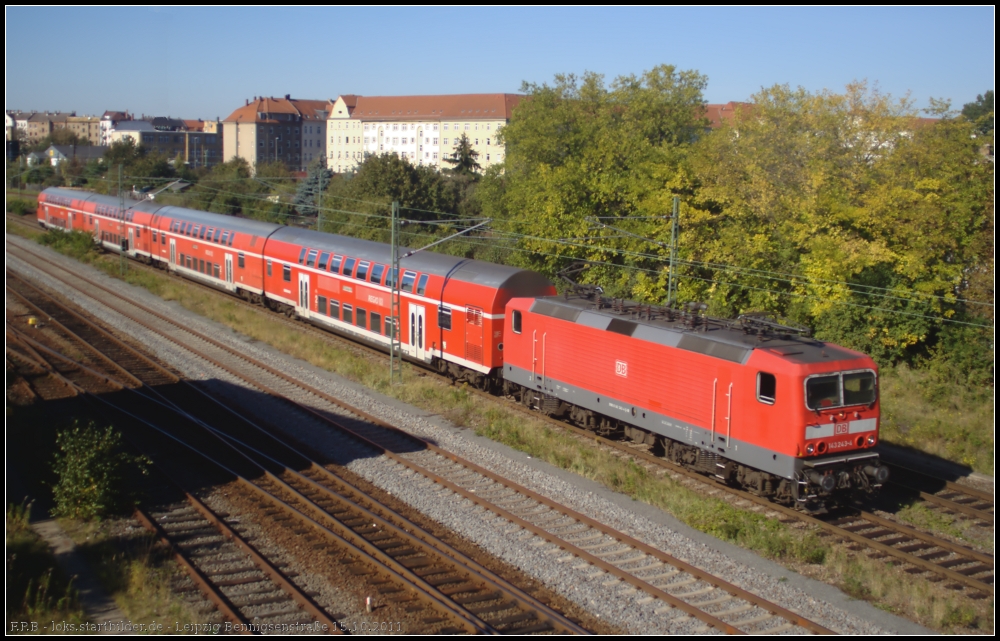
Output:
[
  {"xmin": 409, "ymin": 303, "xmax": 426, "ymax": 361},
  {"xmin": 68, "ymin": 211, "xmax": 74, "ymax": 230},
  {"xmin": 297, "ymin": 273, "xmax": 310, "ymax": 319},
  {"xmin": 169, "ymin": 238, "xmax": 176, "ymax": 265},
  {"xmin": 128, "ymin": 228, "xmax": 134, "ymax": 255},
  {"xmin": 465, "ymin": 306, "xmax": 484, "ymax": 365},
  {"xmin": 225, "ymin": 254, "xmax": 234, "ymax": 289}
]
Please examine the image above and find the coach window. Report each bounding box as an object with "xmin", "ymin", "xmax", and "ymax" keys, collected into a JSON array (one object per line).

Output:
[
  {"xmin": 317, "ymin": 295, "xmax": 328, "ymax": 316},
  {"xmin": 306, "ymin": 249, "xmax": 318, "ymax": 267},
  {"xmin": 213, "ymin": 229, "xmax": 222, "ymax": 243},
  {"xmin": 213, "ymin": 264, "xmax": 220, "ymax": 279},
  {"xmin": 386, "ymin": 267, "xmax": 398, "ymax": 288},
  {"xmin": 356, "ymin": 261, "xmax": 370, "ymax": 281},
  {"xmin": 370, "ymin": 264, "xmax": 385, "ymax": 285},
  {"xmin": 299, "ymin": 248, "xmax": 308, "ymax": 264},
  {"xmin": 757, "ymin": 373, "xmax": 776, "ymax": 405},
  {"xmin": 371, "ymin": 312, "xmax": 382, "ymax": 335},
  {"xmin": 400, "ymin": 271, "xmax": 417, "ymax": 293},
  {"xmin": 357, "ymin": 308, "xmax": 367, "ymax": 330},
  {"xmin": 228, "ymin": 233, "xmax": 235, "ymax": 246},
  {"xmin": 238, "ymin": 253, "xmax": 245, "ymax": 269},
  {"xmin": 342, "ymin": 257, "xmax": 356, "ymax": 277},
  {"xmin": 343, "ymin": 304, "xmax": 353, "ymax": 324},
  {"xmin": 330, "ymin": 300, "xmax": 340, "ymax": 319},
  {"xmin": 318, "ymin": 252, "xmax": 330, "ymax": 270},
  {"xmin": 161, "ymin": 233, "xmax": 166, "ymax": 245},
  {"xmin": 416, "ymin": 274, "xmax": 429, "ymax": 296},
  {"xmin": 267, "ymin": 260, "xmax": 272, "ymax": 277},
  {"xmin": 330, "ymin": 255, "xmax": 343, "ymax": 273},
  {"xmin": 152, "ymin": 231, "xmax": 158, "ymax": 242},
  {"xmin": 283, "ymin": 265, "xmax": 291, "ymax": 282},
  {"xmin": 186, "ymin": 223, "xmax": 194, "ymax": 235},
  {"xmin": 199, "ymin": 227, "xmax": 208, "ymax": 240},
  {"xmin": 512, "ymin": 310, "xmax": 522, "ymax": 334},
  {"xmin": 438, "ymin": 306, "xmax": 452, "ymax": 330}
]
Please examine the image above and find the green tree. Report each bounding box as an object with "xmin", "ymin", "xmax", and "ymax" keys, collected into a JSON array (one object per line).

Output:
[
  {"xmin": 488, "ymin": 64, "xmax": 708, "ymax": 299},
  {"xmin": 294, "ymin": 158, "xmax": 333, "ymax": 217},
  {"xmin": 961, "ymin": 90, "xmax": 994, "ymax": 137},
  {"xmin": 444, "ymin": 133, "xmax": 481, "ymax": 176},
  {"xmin": 687, "ymin": 82, "xmax": 992, "ymax": 363}
]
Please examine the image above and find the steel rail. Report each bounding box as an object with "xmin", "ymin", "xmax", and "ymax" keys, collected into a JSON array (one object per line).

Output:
[
  {"xmin": 7, "ymin": 241, "xmax": 835, "ymax": 635},
  {"xmin": 133, "ymin": 506, "xmax": 254, "ymax": 634}
]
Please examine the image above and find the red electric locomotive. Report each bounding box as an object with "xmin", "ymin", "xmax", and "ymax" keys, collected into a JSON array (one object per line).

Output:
[{"xmin": 502, "ymin": 290, "xmax": 889, "ymax": 508}]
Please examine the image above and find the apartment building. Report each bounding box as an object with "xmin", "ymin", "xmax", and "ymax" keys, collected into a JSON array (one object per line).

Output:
[
  {"xmin": 222, "ymin": 95, "xmax": 331, "ymax": 172},
  {"xmin": 326, "ymin": 93, "xmax": 521, "ymax": 174}
]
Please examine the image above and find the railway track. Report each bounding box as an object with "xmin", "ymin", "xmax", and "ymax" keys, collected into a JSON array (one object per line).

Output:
[
  {"xmin": 883, "ymin": 463, "xmax": 994, "ymax": 527},
  {"xmin": 5, "ymin": 253, "xmax": 589, "ymax": 635},
  {"xmin": 9, "ymin": 231, "xmax": 838, "ymax": 634}
]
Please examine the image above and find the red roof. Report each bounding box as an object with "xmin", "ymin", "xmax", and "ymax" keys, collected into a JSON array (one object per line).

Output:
[
  {"xmin": 347, "ymin": 93, "xmax": 523, "ymax": 121},
  {"xmin": 224, "ymin": 96, "xmax": 332, "ymax": 124},
  {"xmin": 705, "ymin": 102, "xmax": 752, "ymax": 128}
]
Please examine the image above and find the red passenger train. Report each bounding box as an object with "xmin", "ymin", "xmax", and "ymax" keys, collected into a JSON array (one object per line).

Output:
[{"xmin": 36, "ymin": 187, "xmax": 888, "ymax": 508}]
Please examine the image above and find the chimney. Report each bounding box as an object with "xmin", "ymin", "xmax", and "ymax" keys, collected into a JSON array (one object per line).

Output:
[
  {"xmin": 246, "ymin": 98, "xmax": 249, "ymax": 106},
  {"xmin": 285, "ymin": 94, "xmax": 290, "ymax": 100}
]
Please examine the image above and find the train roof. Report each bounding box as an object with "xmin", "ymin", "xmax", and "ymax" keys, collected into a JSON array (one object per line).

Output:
[
  {"xmin": 526, "ymin": 295, "xmax": 860, "ymax": 365},
  {"xmin": 152, "ymin": 205, "xmax": 284, "ymax": 237},
  {"xmin": 269, "ymin": 226, "xmax": 552, "ymax": 291},
  {"xmin": 42, "ymin": 187, "xmax": 122, "ymax": 207}
]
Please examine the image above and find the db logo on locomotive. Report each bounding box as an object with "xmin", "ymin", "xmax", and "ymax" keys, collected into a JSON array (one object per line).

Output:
[
  {"xmin": 615, "ymin": 360, "xmax": 628, "ymax": 378},
  {"xmin": 835, "ymin": 423, "xmax": 849, "ymax": 435}
]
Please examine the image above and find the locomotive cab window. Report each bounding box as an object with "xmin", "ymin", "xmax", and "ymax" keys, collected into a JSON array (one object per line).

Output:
[
  {"xmin": 757, "ymin": 372, "xmax": 776, "ymax": 405},
  {"xmin": 805, "ymin": 370, "xmax": 876, "ymax": 410},
  {"xmin": 512, "ymin": 310, "xmax": 522, "ymax": 334}
]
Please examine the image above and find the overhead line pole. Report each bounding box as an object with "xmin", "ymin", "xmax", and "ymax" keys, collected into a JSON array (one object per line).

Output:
[
  {"xmin": 667, "ymin": 196, "xmax": 679, "ymax": 307},
  {"xmin": 389, "ymin": 200, "xmax": 403, "ymax": 385}
]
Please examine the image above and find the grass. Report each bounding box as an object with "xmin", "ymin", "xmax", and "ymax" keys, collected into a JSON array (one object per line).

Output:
[
  {"xmin": 5, "ymin": 501, "xmax": 86, "ymax": 630},
  {"xmin": 59, "ymin": 519, "xmax": 207, "ymax": 632},
  {"xmin": 880, "ymin": 365, "xmax": 994, "ymax": 474},
  {"xmin": 825, "ymin": 547, "xmax": 990, "ymax": 632},
  {"xmin": 893, "ymin": 501, "xmax": 993, "ymax": 552},
  {"xmin": 14, "ymin": 229, "xmax": 996, "ymax": 633}
]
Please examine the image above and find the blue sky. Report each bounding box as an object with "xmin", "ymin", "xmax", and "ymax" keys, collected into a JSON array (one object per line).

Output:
[{"xmin": 6, "ymin": 7, "xmax": 994, "ymax": 120}]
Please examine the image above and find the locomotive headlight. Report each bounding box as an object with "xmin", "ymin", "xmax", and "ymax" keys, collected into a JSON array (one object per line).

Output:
[
  {"xmin": 866, "ymin": 435, "xmax": 875, "ymax": 446},
  {"xmin": 806, "ymin": 443, "xmax": 815, "ymax": 455}
]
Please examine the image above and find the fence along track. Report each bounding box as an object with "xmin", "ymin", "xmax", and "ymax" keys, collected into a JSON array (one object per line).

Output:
[
  {"xmin": 8, "ymin": 239, "xmax": 834, "ymax": 635},
  {"xmin": 5, "ymin": 256, "xmax": 585, "ymax": 635}
]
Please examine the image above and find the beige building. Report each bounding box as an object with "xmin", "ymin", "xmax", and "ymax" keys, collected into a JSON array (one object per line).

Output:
[
  {"xmin": 64, "ymin": 116, "xmax": 103, "ymax": 145},
  {"xmin": 222, "ymin": 95, "xmax": 331, "ymax": 172},
  {"xmin": 326, "ymin": 93, "xmax": 521, "ymax": 174}
]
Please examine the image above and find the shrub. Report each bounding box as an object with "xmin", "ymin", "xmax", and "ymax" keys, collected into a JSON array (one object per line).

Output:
[
  {"xmin": 7, "ymin": 197, "xmax": 37, "ymax": 216},
  {"xmin": 50, "ymin": 422, "xmax": 150, "ymax": 520}
]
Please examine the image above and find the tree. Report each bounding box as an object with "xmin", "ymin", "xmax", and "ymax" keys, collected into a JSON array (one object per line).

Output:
[
  {"xmin": 294, "ymin": 157, "xmax": 333, "ymax": 217},
  {"xmin": 444, "ymin": 134, "xmax": 481, "ymax": 176},
  {"xmin": 487, "ymin": 64, "xmax": 708, "ymax": 298},
  {"xmin": 961, "ymin": 90, "xmax": 994, "ymax": 137}
]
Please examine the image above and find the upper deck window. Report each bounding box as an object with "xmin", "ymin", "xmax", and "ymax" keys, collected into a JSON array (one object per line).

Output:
[
  {"xmin": 356, "ymin": 261, "xmax": 370, "ymax": 281},
  {"xmin": 416, "ymin": 274, "xmax": 429, "ymax": 296},
  {"xmin": 370, "ymin": 264, "xmax": 385, "ymax": 285},
  {"xmin": 318, "ymin": 252, "xmax": 330, "ymax": 271},
  {"xmin": 306, "ymin": 249, "xmax": 318, "ymax": 267},
  {"xmin": 342, "ymin": 257, "xmax": 356, "ymax": 277},
  {"xmin": 400, "ymin": 271, "xmax": 417, "ymax": 293},
  {"xmin": 330, "ymin": 255, "xmax": 343, "ymax": 273}
]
